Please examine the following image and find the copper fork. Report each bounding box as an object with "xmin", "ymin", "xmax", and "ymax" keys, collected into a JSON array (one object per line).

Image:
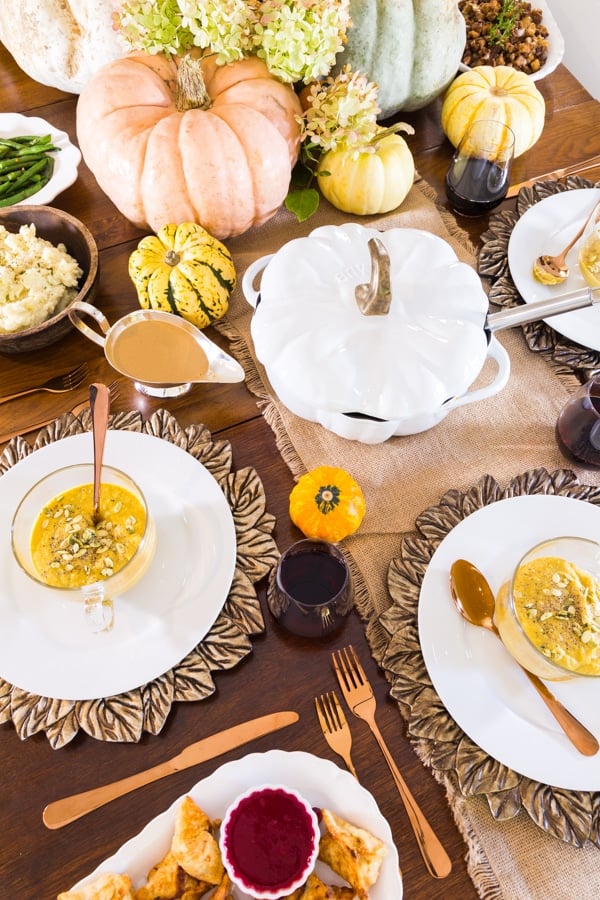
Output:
[
  {"xmin": 0, "ymin": 380, "xmax": 121, "ymax": 444},
  {"xmin": 315, "ymin": 691, "xmax": 358, "ymax": 779},
  {"xmin": 333, "ymin": 645, "xmax": 452, "ymax": 879},
  {"xmin": 0, "ymin": 362, "xmax": 89, "ymax": 405}
]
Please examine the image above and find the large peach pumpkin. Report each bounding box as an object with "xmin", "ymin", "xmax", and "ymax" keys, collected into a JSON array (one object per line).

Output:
[{"xmin": 76, "ymin": 53, "xmax": 303, "ymax": 239}]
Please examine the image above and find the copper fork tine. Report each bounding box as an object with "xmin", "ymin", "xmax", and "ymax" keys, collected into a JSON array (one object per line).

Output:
[
  {"xmin": 333, "ymin": 645, "xmax": 452, "ymax": 880},
  {"xmin": 0, "ymin": 362, "xmax": 89, "ymax": 405},
  {"xmin": 315, "ymin": 691, "xmax": 358, "ymax": 779}
]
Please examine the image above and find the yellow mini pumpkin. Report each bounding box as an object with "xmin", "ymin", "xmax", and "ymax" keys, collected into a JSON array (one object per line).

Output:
[
  {"xmin": 128, "ymin": 222, "xmax": 236, "ymax": 330},
  {"xmin": 317, "ymin": 125, "xmax": 415, "ymax": 216},
  {"xmin": 289, "ymin": 466, "xmax": 366, "ymax": 542},
  {"xmin": 441, "ymin": 65, "xmax": 545, "ymax": 159}
]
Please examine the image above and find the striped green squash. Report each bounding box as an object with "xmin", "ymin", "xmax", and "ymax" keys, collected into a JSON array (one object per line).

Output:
[{"xmin": 128, "ymin": 223, "xmax": 236, "ymax": 329}]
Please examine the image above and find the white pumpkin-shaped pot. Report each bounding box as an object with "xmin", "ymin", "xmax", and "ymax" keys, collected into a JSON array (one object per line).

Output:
[{"xmin": 243, "ymin": 224, "xmax": 511, "ymax": 443}]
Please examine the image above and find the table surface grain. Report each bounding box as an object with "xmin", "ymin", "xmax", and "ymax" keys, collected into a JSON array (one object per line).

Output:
[{"xmin": 1, "ymin": 40, "xmax": 600, "ymax": 900}]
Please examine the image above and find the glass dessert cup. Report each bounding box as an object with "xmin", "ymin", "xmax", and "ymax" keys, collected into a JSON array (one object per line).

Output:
[
  {"xmin": 495, "ymin": 536, "xmax": 600, "ymax": 681},
  {"xmin": 11, "ymin": 463, "xmax": 156, "ymax": 633},
  {"xmin": 219, "ymin": 784, "xmax": 320, "ymax": 899}
]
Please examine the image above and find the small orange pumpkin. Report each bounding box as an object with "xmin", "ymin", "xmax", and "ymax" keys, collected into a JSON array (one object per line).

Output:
[{"xmin": 289, "ymin": 466, "xmax": 366, "ymax": 542}]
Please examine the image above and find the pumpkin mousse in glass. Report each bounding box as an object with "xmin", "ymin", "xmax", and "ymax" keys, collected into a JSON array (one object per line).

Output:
[
  {"xmin": 495, "ymin": 537, "xmax": 600, "ymax": 680},
  {"xmin": 11, "ymin": 463, "xmax": 156, "ymax": 631}
]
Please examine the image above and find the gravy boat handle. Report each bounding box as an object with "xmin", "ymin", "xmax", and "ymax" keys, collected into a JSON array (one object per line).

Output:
[{"xmin": 68, "ymin": 300, "xmax": 111, "ymax": 348}]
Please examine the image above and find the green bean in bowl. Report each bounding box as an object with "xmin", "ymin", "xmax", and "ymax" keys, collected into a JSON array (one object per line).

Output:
[
  {"xmin": 0, "ymin": 113, "xmax": 81, "ymax": 207},
  {"xmin": 0, "ymin": 134, "xmax": 60, "ymax": 207}
]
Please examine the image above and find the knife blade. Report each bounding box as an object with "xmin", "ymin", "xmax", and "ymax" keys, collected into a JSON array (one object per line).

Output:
[
  {"xmin": 42, "ymin": 710, "xmax": 299, "ymax": 829},
  {"xmin": 507, "ymin": 155, "xmax": 600, "ymax": 198}
]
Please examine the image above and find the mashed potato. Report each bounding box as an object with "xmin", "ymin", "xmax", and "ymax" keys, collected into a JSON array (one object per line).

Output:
[{"xmin": 0, "ymin": 223, "xmax": 83, "ymax": 333}]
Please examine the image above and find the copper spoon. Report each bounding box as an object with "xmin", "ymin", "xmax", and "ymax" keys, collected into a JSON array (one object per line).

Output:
[
  {"xmin": 533, "ymin": 198, "xmax": 600, "ymax": 284},
  {"xmin": 450, "ymin": 559, "xmax": 599, "ymax": 757},
  {"xmin": 89, "ymin": 382, "xmax": 111, "ymax": 524}
]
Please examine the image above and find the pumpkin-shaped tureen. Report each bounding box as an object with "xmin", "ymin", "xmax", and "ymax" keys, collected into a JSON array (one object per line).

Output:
[{"xmin": 242, "ymin": 224, "xmax": 510, "ymax": 443}]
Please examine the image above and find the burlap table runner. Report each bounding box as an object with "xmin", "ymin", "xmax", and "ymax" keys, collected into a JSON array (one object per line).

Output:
[{"xmin": 220, "ymin": 181, "xmax": 600, "ymax": 898}]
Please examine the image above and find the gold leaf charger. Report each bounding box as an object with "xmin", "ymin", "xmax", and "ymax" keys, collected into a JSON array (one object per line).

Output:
[
  {"xmin": 0, "ymin": 408, "xmax": 278, "ymax": 749},
  {"xmin": 479, "ymin": 174, "xmax": 600, "ymax": 381},
  {"xmin": 376, "ymin": 466, "xmax": 600, "ymax": 848}
]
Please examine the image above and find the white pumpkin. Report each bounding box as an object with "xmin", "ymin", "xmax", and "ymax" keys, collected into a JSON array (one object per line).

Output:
[{"xmin": 0, "ymin": 0, "xmax": 125, "ymax": 94}]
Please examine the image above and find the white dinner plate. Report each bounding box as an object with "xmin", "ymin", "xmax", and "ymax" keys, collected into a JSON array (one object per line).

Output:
[
  {"xmin": 508, "ymin": 188, "xmax": 600, "ymax": 350},
  {"xmin": 418, "ymin": 494, "xmax": 600, "ymax": 790},
  {"xmin": 0, "ymin": 431, "xmax": 236, "ymax": 701},
  {"xmin": 73, "ymin": 750, "xmax": 402, "ymax": 898},
  {"xmin": 0, "ymin": 112, "xmax": 81, "ymax": 205},
  {"xmin": 458, "ymin": 0, "xmax": 565, "ymax": 82}
]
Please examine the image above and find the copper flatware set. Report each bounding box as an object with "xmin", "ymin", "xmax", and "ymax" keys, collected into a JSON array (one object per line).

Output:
[
  {"xmin": 0, "ymin": 361, "xmax": 88, "ymax": 405},
  {"xmin": 0, "ymin": 379, "xmax": 120, "ymax": 444},
  {"xmin": 43, "ymin": 711, "xmax": 299, "ymax": 830},
  {"xmin": 507, "ymin": 154, "xmax": 600, "ymax": 198},
  {"xmin": 315, "ymin": 645, "xmax": 453, "ymax": 879}
]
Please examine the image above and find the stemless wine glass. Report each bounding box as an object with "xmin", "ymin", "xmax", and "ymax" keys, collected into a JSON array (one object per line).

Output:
[
  {"xmin": 445, "ymin": 119, "xmax": 515, "ymax": 217},
  {"xmin": 267, "ymin": 539, "xmax": 353, "ymax": 638},
  {"xmin": 555, "ymin": 375, "xmax": 600, "ymax": 467}
]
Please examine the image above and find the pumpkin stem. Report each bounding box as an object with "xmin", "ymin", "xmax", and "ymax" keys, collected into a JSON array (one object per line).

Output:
[
  {"xmin": 176, "ymin": 55, "xmax": 212, "ymax": 112},
  {"xmin": 367, "ymin": 121, "xmax": 416, "ymax": 149},
  {"xmin": 164, "ymin": 249, "xmax": 181, "ymax": 267}
]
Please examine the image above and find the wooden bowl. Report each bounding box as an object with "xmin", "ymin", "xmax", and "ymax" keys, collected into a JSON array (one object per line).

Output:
[{"xmin": 0, "ymin": 205, "xmax": 99, "ymax": 354}]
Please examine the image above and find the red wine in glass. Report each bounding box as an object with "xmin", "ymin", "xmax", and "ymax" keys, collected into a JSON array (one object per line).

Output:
[
  {"xmin": 556, "ymin": 377, "xmax": 600, "ymax": 467},
  {"xmin": 445, "ymin": 156, "xmax": 510, "ymax": 216},
  {"xmin": 445, "ymin": 119, "xmax": 515, "ymax": 218},
  {"xmin": 268, "ymin": 539, "xmax": 353, "ymax": 638}
]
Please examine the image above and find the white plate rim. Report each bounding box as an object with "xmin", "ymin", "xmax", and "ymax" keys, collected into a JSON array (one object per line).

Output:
[
  {"xmin": 0, "ymin": 112, "xmax": 81, "ymax": 205},
  {"xmin": 0, "ymin": 430, "xmax": 236, "ymax": 700},
  {"xmin": 418, "ymin": 493, "xmax": 600, "ymax": 790},
  {"xmin": 507, "ymin": 187, "xmax": 600, "ymax": 350},
  {"xmin": 73, "ymin": 749, "xmax": 402, "ymax": 898},
  {"xmin": 458, "ymin": 0, "xmax": 564, "ymax": 81}
]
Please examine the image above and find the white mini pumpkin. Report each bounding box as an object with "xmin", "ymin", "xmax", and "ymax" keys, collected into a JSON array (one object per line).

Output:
[{"xmin": 0, "ymin": 0, "xmax": 125, "ymax": 94}]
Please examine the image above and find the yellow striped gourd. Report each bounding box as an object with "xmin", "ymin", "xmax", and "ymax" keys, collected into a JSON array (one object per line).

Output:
[{"xmin": 128, "ymin": 222, "xmax": 236, "ymax": 329}]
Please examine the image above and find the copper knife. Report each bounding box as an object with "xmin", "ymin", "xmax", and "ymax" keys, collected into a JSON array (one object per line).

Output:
[
  {"xmin": 42, "ymin": 710, "xmax": 299, "ymax": 829},
  {"xmin": 507, "ymin": 155, "xmax": 600, "ymax": 198}
]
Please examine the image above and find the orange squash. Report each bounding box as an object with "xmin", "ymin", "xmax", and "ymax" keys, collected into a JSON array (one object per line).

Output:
[
  {"xmin": 76, "ymin": 53, "xmax": 302, "ymax": 239},
  {"xmin": 289, "ymin": 466, "xmax": 366, "ymax": 542}
]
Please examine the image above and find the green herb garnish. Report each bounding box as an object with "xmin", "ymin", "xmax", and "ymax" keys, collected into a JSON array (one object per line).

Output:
[{"xmin": 489, "ymin": 0, "xmax": 522, "ymax": 47}]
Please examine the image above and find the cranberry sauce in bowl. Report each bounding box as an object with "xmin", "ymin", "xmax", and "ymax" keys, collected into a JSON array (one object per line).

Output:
[{"xmin": 219, "ymin": 784, "xmax": 320, "ymax": 898}]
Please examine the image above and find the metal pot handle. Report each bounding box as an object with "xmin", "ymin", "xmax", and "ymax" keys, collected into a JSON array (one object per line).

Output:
[
  {"xmin": 442, "ymin": 336, "xmax": 511, "ymax": 412},
  {"xmin": 486, "ymin": 286, "xmax": 600, "ymax": 334},
  {"xmin": 242, "ymin": 255, "xmax": 274, "ymax": 308},
  {"xmin": 68, "ymin": 300, "xmax": 110, "ymax": 348}
]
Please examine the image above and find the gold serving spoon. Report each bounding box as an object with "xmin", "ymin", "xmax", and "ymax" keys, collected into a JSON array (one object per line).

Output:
[
  {"xmin": 89, "ymin": 382, "xmax": 110, "ymax": 524},
  {"xmin": 449, "ymin": 559, "xmax": 599, "ymax": 757},
  {"xmin": 533, "ymin": 198, "xmax": 600, "ymax": 285}
]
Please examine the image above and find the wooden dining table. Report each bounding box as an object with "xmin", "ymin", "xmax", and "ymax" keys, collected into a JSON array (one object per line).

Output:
[{"xmin": 2, "ymin": 39, "xmax": 600, "ymax": 900}]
